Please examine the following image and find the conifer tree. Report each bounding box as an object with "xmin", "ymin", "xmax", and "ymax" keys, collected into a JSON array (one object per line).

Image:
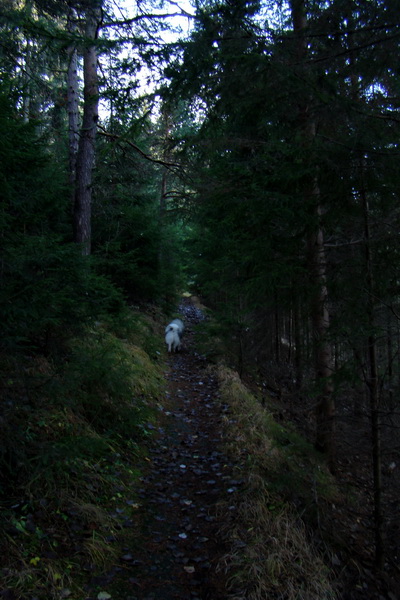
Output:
[{"xmin": 165, "ymin": 0, "xmax": 400, "ymax": 464}]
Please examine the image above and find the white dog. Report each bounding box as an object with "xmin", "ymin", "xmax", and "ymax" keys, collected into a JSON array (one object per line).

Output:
[
  {"xmin": 164, "ymin": 318, "xmax": 184, "ymax": 353},
  {"xmin": 165, "ymin": 318, "xmax": 184, "ymax": 337}
]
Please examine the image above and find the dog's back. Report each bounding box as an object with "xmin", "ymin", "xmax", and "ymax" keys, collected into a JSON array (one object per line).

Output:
[
  {"xmin": 169, "ymin": 318, "xmax": 184, "ymax": 336},
  {"xmin": 165, "ymin": 319, "xmax": 184, "ymax": 335},
  {"xmin": 165, "ymin": 318, "xmax": 184, "ymax": 353},
  {"xmin": 165, "ymin": 324, "xmax": 181, "ymax": 352}
]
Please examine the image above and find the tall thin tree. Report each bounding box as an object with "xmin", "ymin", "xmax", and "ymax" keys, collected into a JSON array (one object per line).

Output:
[
  {"xmin": 73, "ymin": 0, "xmax": 102, "ymax": 255},
  {"xmin": 290, "ymin": 0, "xmax": 335, "ymax": 462},
  {"xmin": 67, "ymin": 5, "xmax": 79, "ymax": 191}
]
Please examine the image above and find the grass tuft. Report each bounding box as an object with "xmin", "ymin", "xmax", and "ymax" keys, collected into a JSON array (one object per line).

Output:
[{"xmin": 215, "ymin": 364, "xmax": 338, "ymax": 600}]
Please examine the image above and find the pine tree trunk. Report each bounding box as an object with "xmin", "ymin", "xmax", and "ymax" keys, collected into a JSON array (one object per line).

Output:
[
  {"xmin": 67, "ymin": 7, "xmax": 79, "ymax": 189},
  {"xmin": 158, "ymin": 107, "xmax": 172, "ymax": 295},
  {"xmin": 274, "ymin": 301, "xmax": 280, "ymax": 362},
  {"xmin": 22, "ymin": 1, "xmax": 34, "ymax": 123},
  {"xmin": 294, "ymin": 297, "xmax": 302, "ymax": 389},
  {"xmin": 308, "ymin": 198, "xmax": 335, "ymax": 458},
  {"xmin": 361, "ymin": 182, "xmax": 384, "ymax": 568},
  {"xmin": 387, "ymin": 314, "xmax": 394, "ymax": 409},
  {"xmin": 159, "ymin": 106, "xmax": 173, "ymax": 216},
  {"xmin": 290, "ymin": 0, "xmax": 335, "ymax": 462},
  {"xmin": 73, "ymin": 3, "xmax": 101, "ymax": 256}
]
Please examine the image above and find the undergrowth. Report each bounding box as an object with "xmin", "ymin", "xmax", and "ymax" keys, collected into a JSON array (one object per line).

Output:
[
  {"xmin": 215, "ymin": 364, "xmax": 339, "ymax": 600},
  {"xmin": 0, "ymin": 307, "xmax": 165, "ymax": 600}
]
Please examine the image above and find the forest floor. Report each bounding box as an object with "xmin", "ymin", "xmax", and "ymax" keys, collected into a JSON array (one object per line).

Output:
[
  {"xmin": 81, "ymin": 297, "xmax": 400, "ymax": 600},
  {"xmin": 280, "ymin": 367, "xmax": 400, "ymax": 600}
]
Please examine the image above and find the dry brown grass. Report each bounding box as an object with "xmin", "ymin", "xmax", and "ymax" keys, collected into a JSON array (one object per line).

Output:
[{"xmin": 215, "ymin": 365, "xmax": 338, "ymax": 600}]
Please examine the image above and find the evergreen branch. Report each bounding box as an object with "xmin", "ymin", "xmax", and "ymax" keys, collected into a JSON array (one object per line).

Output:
[
  {"xmin": 289, "ymin": 22, "xmax": 400, "ymax": 40},
  {"xmin": 97, "ymin": 125, "xmax": 182, "ymax": 171},
  {"xmin": 102, "ymin": 12, "xmax": 192, "ymax": 29},
  {"xmin": 317, "ymin": 134, "xmax": 400, "ymax": 156},
  {"xmin": 367, "ymin": 291, "xmax": 400, "ymax": 322},
  {"xmin": 354, "ymin": 109, "xmax": 400, "ymax": 124},
  {"xmin": 306, "ymin": 31, "xmax": 400, "ymax": 65},
  {"xmin": 324, "ymin": 239, "xmax": 363, "ymax": 248},
  {"xmin": 187, "ymin": 23, "xmax": 400, "ymax": 48}
]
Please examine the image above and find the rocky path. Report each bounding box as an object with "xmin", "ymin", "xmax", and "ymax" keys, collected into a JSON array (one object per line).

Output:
[{"xmin": 108, "ymin": 301, "xmax": 241, "ymax": 599}]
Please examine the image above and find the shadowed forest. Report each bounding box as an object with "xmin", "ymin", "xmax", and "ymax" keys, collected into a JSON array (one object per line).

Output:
[{"xmin": 1, "ymin": 0, "xmax": 400, "ymax": 598}]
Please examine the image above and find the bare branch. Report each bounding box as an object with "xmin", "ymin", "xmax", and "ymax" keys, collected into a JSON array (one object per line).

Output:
[
  {"xmin": 97, "ymin": 125, "xmax": 182, "ymax": 172},
  {"xmin": 102, "ymin": 11, "xmax": 194, "ymax": 30},
  {"xmin": 325, "ymin": 239, "xmax": 363, "ymax": 247}
]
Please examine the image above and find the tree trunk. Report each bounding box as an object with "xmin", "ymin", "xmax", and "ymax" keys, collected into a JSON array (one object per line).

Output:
[
  {"xmin": 157, "ymin": 106, "xmax": 173, "ymax": 299},
  {"xmin": 73, "ymin": 2, "xmax": 101, "ymax": 256},
  {"xmin": 274, "ymin": 301, "xmax": 280, "ymax": 362},
  {"xmin": 361, "ymin": 182, "xmax": 384, "ymax": 569},
  {"xmin": 22, "ymin": 1, "xmax": 34, "ymax": 123},
  {"xmin": 294, "ymin": 297, "xmax": 302, "ymax": 389},
  {"xmin": 67, "ymin": 7, "xmax": 79, "ymax": 190},
  {"xmin": 159, "ymin": 105, "xmax": 173, "ymax": 216},
  {"xmin": 386, "ymin": 313, "xmax": 394, "ymax": 409},
  {"xmin": 308, "ymin": 184, "xmax": 335, "ymax": 459},
  {"xmin": 290, "ymin": 0, "xmax": 335, "ymax": 462}
]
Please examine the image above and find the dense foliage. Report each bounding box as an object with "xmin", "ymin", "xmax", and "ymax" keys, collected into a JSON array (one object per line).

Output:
[
  {"xmin": 163, "ymin": 0, "xmax": 400, "ymax": 571},
  {"xmin": 0, "ymin": 3, "xmax": 184, "ymax": 595}
]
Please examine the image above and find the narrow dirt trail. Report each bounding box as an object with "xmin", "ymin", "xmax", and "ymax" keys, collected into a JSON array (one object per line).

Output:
[{"xmin": 110, "ymin": 300, "xmax": 242, "ymax": 600}]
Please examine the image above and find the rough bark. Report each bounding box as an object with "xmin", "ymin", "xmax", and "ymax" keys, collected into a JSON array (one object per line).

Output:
[
  {"xmin": 73, "ymin": 3, "xmax": 101, "ymax": 256},
  {"xmin": 67, "ymin": 7, "xmax": 79, "ymax": 190}
]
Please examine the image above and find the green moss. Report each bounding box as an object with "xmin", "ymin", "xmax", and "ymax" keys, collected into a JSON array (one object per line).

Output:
[{"xmin": 0, "ymin": 308, "xmax": 166, "ymax": 600}]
